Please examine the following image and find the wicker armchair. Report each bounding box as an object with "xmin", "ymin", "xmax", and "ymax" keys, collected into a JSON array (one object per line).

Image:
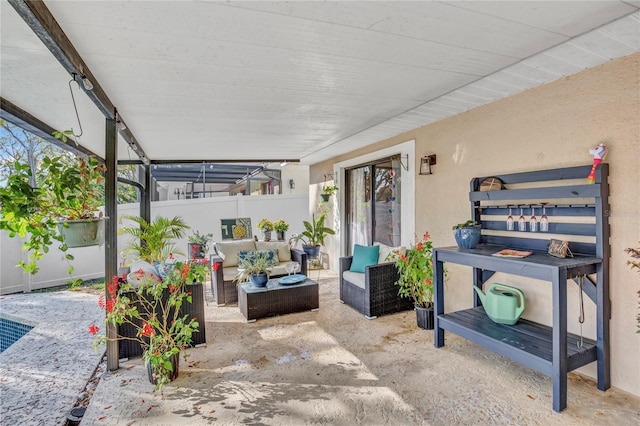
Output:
[
  {"xmin": 210, "ymin": 248, "xmax": 307, "ymax": 305},
  {"xmin": 339, "ymin": 256, "xmax": 414, "ymax": 319}
]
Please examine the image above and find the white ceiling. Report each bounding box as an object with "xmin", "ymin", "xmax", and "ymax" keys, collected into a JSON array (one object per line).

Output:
[{"xmin": 1, "ymin": 1, "xmax": 639, "ymax": 164}]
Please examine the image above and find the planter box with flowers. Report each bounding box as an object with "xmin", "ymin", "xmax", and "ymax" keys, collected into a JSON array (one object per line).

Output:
[
  {"xmin": 116, "ymin": 215, "xmax": 207, "ymax": 357},
  {"xmin": 90, "ymin": 256, "xmax": 209, "ymax": 389},
  {"xmin": 117, "ymin": 276, "xmax": 207, "ymax": 358}
]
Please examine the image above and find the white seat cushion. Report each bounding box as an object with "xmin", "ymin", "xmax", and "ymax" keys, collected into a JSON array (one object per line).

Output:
[
  {"xmin": 222, "ymin": 266, "xmax": 239, "ymax": 282},
  {"xmin": 343, "ymin": 271, "xmax": 366, "ymax": 289},
  {"xmin": 215, "ymin": 239, "xmax": 257, "ymax": 267}
]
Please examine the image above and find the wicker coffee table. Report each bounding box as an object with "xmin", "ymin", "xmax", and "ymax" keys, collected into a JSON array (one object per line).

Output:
[{"xmin": 237, "ymin": 277, "xmax": 319, "ymax": 322}]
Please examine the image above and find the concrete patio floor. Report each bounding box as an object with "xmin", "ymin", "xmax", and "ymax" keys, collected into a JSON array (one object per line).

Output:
[
  {"xmin": 0, "ymin": 272, "xmax": 637, "ymax": 425},
  {"xmin": 0, "ymin": 290, "xmax": 103, "ymax": 425},
  {"xmin": 81, "ymin": 271, "xmax": 639, "ymax": 425}
]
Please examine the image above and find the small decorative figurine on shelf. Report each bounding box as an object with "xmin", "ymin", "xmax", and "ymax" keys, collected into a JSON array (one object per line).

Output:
[{"xmin": 587, "ymin": 143, "xmax": 607, "ymax": 184}]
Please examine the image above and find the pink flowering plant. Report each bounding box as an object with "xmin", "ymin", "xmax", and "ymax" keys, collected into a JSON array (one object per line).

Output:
[
  {"xmin": 89, "ymin": 257, "xmax": 209, "ymax": 389},
  {"xmin": 387, "ymin": 231, "xmax": 436, "ymax": 308}
]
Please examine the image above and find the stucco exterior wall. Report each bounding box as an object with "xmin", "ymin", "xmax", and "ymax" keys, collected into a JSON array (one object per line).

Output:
[{"xmin": 312, "ymin": 53, "xmax": 640, "ymax": 396}]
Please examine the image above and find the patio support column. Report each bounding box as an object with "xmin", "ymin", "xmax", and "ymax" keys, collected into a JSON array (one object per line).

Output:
[
  {"xmin": 105, "ymin": 117, "xmax": 119, "ymax": 371},
  {"xmin": 140, "ymin": 165, "xmax": 151, "ymax": 223}
]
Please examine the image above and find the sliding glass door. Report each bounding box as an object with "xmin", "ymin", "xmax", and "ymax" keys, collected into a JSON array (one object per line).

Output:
[{"xmin": 345, "ymin": 156, "xmax": 401, "ymax": 254}]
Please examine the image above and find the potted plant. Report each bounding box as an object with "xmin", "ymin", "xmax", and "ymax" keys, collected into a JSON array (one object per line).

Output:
[
  {"xmin": 293, "ymin": 212, "xmax": 335, "ymax": 259},
  {"xmin": 89, "ymin": 257, "xmax": 208, "ymax": 389},
  {"xmin": 624, "ymin": 243, "xmax": 640, "ymax": 332},
  {"xmin": 272, "ymin": 219, "xmax": 289, "ymax": 241},
  {"xmin": 119, "ymin": 215, "xmax": 189, "ymax": 263},
  {"xmin": 257, "ymin": 218, "xmax": 273, "ymax": 241},
  {"xmin": 321, "ymin": 185, "xmax": 339, "ymax": 202},
  {"xmin": 452, "ymin": 220, "xmax": 481, "ymax": 249},
  {"xmin": 234, "ymin": 250, "xmax": 273, "ymax": 287},
  {"xmin": 0, "ymin": 147, "xmax": 107, "ymax": 274},
  {"xmin": 187, "ymin": 230, "xmax": 213, "ymax": 259},
  {"xmin": 388, "ymin": 231, "xmax": 437, "ymax": 329}
]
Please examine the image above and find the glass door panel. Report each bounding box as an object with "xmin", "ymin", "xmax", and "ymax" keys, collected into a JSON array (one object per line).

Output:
[
  {"xmin": 346, "ymin": 166, "xmax": 371, "ymax": 251},
  {"xmin": 345, "ymin": 155, "xmax": 401, "ymax": 255},
  {"xmin": 373, "ymin": 158, "xmax": 401, "ymax": 247}
]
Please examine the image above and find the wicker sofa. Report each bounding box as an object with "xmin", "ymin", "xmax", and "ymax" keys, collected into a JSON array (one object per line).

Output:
[
  {"xmin": 210, "ymin": 239, "xmax": 307, "ymax": 305},
  {"xmin": 339, "ymin": 245, "xmax": 413, "ymax": 319}
]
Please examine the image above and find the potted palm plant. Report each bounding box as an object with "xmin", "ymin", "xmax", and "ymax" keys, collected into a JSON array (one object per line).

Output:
[
  {"xmin": 293, "ymin": 212, "xmax": 335, "ymax": 260},
  {"xmin": 388, "ymin": 230, "xmax": 437, "ymax": 329},
  {"xmin": 0, "ymin": 147, "xmax": 106, "ymax": 274},
  {"xmin": 118, "ymin": 215, "xmax": 189, "ymax": 263}
]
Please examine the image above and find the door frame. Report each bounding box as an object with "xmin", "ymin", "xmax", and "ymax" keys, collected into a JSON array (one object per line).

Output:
[{"xmin": 332, "ymin": 140, "xmax": 416, "ymax": 271}]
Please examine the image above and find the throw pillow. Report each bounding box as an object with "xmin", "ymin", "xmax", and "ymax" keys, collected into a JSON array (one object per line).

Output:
[
  {"xmin": 153, "ymin": 261, "xmax": 174, "ymax": 280},
  {"xmin": 128, "ymin": 260, "xmax": 161, "ymax": 287},
  {"xmin": 374, "ymin": 242, "xmax": 406, "ymax": 263},
  {"xmin": 349, "ymin": 244, "xmax": 380, "ymax": 273},
  {"xmin": 256, "ymin": 241, "xmax": 292, "ymax": 262},
  {"xmin": 237, "ymin": 250, "xmax": 280, "ymax": 267}
]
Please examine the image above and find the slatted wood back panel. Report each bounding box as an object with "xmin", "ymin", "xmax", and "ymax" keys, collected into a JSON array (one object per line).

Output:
[{"xmin": 470, "ymin": 164, "xmax": 609, "ymax": 257}]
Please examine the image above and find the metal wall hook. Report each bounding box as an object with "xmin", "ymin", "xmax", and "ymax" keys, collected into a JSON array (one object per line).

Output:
[{"xmin": 67, "ymin": 73, "xmax": 84, "ymax": 140}]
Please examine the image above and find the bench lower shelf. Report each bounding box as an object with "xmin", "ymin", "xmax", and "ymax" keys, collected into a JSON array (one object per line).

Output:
[{"xmin": 438, "ymin": 307, "xmax": 597, "ymax": 376}]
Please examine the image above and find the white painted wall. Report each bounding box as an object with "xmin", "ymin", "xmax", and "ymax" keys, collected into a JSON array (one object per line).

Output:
[{"xmin": 0, "ymin": 193, "xmax": 309, "ymax": 294}]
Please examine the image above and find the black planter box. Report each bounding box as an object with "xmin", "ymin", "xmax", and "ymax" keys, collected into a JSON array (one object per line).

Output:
[{"xmin": 117, "ymin": 283, "xmax": 206, "ymax": 359}]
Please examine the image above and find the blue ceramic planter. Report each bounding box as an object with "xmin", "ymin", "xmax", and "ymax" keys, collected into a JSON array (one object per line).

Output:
[
  {"xmin": 454, "ymin": 226, "xmax": 481, "ymax": 249},
  {"xmin": 250, "ymin": 273, "xmax": 269, "ymax": 287}
]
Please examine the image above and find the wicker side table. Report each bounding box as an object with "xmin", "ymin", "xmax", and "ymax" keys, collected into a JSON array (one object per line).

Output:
[{"xmin": 238, "ymin": 278, "xmax": 319, "ymax": 322}]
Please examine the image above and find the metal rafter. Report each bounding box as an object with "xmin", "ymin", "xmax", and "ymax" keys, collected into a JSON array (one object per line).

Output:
[
  {"xmin": 7, "ymin": 0, "xmax": 148, "ymax": 163},
  {"xmin": 1, "ymin": 97, "xmax": 102, "ymax": 161}
]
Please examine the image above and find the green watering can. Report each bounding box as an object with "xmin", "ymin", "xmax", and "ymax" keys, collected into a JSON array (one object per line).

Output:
[{"xmin": 473, "ymin": 283, "xmax": 525, "ymax": 325}]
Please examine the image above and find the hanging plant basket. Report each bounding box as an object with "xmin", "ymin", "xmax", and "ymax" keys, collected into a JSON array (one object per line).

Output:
[{"xmin": 57, "ymin": 218, "xmax": 105, "ymax": 248}]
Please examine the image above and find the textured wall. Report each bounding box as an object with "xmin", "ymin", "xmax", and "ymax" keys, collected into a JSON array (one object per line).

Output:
[{"xmin": 312, "ymin": 52, "xmax": 640, "ymax": 396}]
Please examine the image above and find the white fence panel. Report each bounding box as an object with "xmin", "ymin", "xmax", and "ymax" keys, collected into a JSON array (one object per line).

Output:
[{"xmin": 0, "ymin": 193, "xmax": 310, "ymax": 294}]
